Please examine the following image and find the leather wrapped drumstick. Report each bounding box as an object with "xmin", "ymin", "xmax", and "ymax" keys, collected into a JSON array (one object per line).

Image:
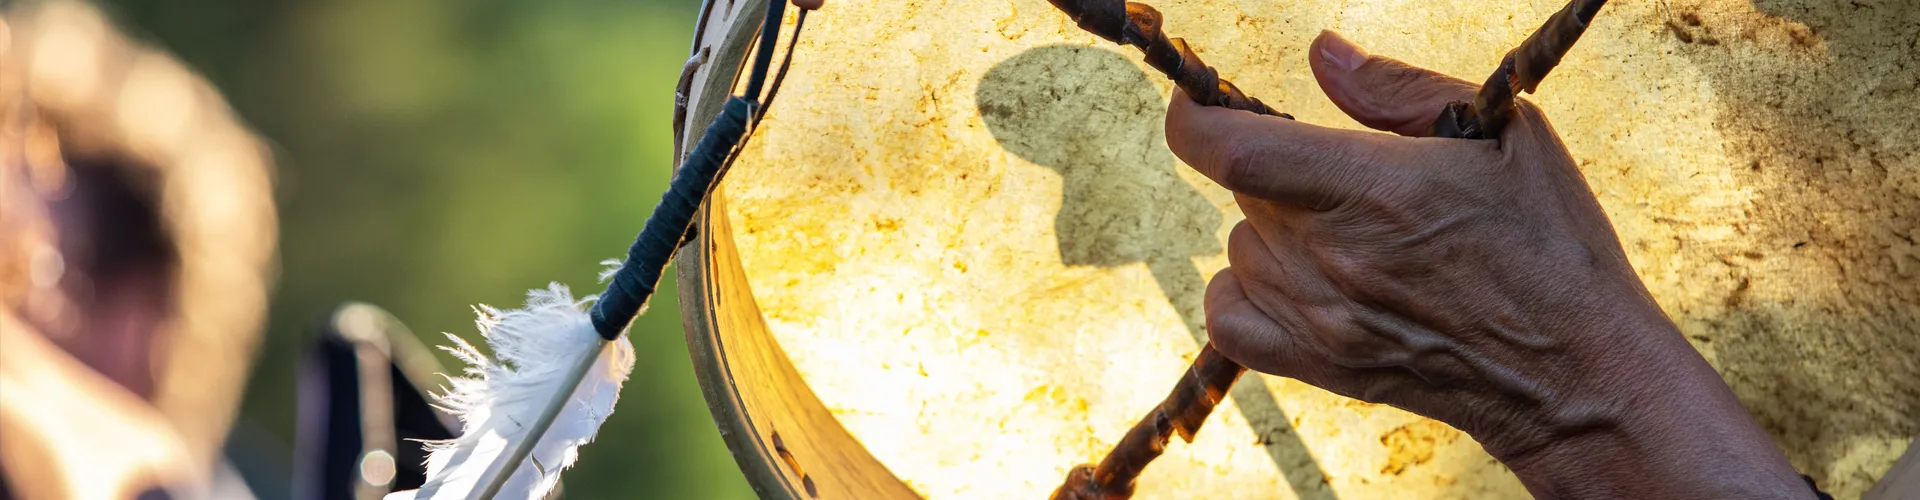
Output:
[
  {"xmin": 1052, "ymin": 345, "xmax": 1242, "ymax": 500},
  {"xmin": 1429, "ymin": 0, "xmax": 1609, "ymax": 140},
  {"xmin": 1042, "ymin": 0, "xmax": 1281, "ymax": 497},
  {"xmin": 1043, "ymin": 0, "xmax": 1612, "ymax": 497},
  {"xmin": 1047, "ymin": 0, "xmax": 1289, "ymax": 119}
]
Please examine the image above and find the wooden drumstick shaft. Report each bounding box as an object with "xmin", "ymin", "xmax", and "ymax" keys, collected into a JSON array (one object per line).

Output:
[
  {"xmin": 1041, "ymin": 1, "xmax": 1279, "ymax": 496},
  {"xmin": 1430, "ymin": 0, "xmax": 1608, "ymax": 139},
  {"xmin": 1051, "ymin": 344, "xmax": 1244, "ymax": 500},
  {"xmin": 1047, "ymin": 0, "xmax": 1288, "ymax": 119},
  {"xmin": 1045, "ymin": 1, "xmax": 1609, "ymax": 496}
]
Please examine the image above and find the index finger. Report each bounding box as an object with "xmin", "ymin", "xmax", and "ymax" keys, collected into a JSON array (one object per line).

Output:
[{"xmin": 1165, "ymin": 89, "xmax": 1414, "ymax": 210}]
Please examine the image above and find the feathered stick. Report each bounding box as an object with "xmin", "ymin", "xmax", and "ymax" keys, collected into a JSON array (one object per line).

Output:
[
  {"xmin": 381, "ymin": 0, "xmax": 811, "ymax": 498},
  {"xmin": 383, "ymin": 285, "xmax": 634, "ymax": 500}
]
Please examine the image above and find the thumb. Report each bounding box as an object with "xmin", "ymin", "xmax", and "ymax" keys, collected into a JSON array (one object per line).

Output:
[{"xmin": 1309, "ymin": 31, "xmax": 1478, "ymax": 137}]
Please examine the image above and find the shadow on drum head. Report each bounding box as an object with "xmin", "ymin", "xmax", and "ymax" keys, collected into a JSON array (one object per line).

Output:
[
  {"xmin": 976, "ymin": 44, "xmax": 1337, "ymax": 500},
  {"xmin": 976, "ymin": 44, "xmax": 1217, "ymax": 268}
]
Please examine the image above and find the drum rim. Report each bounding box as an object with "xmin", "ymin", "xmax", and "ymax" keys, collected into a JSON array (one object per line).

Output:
[
  {"xmin": 671, "ymin": 1, "xmax": 794, "ymax": 495},
  {"xmin": 676, "ymin": 198, "xmax": 798, "ymax": 499},
  {"xmin": 673, "ymin": 2, "xmax": 918, "ymax": 498}
]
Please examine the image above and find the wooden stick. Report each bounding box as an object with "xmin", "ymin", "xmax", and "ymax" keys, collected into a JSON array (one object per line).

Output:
[
  {"xmin": 1051, "ymin": 345, "xmax": 1243, "ymax": 500},
  {"xmin": 1047, "ymin": 0, "xmax": 1288, "ymax": 118},
  {"xmin": 1430, "ymin": 0, "xmax": 1609, "ymax": 139},
  {"xmin": 1040, "ymin": 1, "xmax": 1284, "ymax": 496},
  {"xmin": 1043, "ymin": 1, "xmax": 1612, "ymax": 496}
]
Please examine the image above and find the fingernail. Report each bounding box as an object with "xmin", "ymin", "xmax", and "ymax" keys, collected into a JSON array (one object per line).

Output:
[{"xmin": 1318, "ymin": 30, "xmax": 1368, "ymax": 72}]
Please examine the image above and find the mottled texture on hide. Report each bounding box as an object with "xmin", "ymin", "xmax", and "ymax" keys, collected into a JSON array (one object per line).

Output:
[{"xmin": 719, "ymin": 1, "xmax": 1917, "ymax": 498}]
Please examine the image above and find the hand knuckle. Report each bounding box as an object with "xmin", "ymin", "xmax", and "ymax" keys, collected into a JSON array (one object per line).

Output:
[
  {"xmin": 1325, "ymin": 151, "xmax": 1410, "ymax": 212},
  {"xmin": 1207, "ymin": 312, "xmax": 1288, "ymax": 368},
  {"xmin": 1218, "ymin": 140, "xmax": 1268, "ymax": 193},
  {"xmin": 1513, "ymin": 97, "xmax": 1547, "ymax": 120},
  {"xmin": 1320, "ymin": 336, "xmax": 1377, "ymax": 368},
  {"xmin": 1226, "ymin": 220, "xmax": 1259, "ymax": 251},
  {"xmin": 1366, "ymin": 169, "xmax": 1437, "ymax": 214},
  {"xmin": 1206, "ymin": 314, "xmax": 1258, "ymax": 356},
  {"xmin": 1323, "ymin": 256, "xmax": 1386, "ymax": 299},
  {"xmin": 1305, "ymin": 311, "xmax": 1374, "ymax": 365},
  {"xmin": 1342, "ymin": 171, "xmax": 1399, "ymax": 210}
]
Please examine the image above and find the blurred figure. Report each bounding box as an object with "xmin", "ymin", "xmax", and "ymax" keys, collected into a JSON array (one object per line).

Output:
[
  {"xmin": 293, "ymin": 303, "xmax": 456, "ymax": 500},
  {"xmin": 0, "ymin": 1, "xmax": 277, "ymax": 498}
]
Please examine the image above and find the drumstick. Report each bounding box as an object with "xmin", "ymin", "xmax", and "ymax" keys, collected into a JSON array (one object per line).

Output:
[
  {"xmin": 1040, "ymin": 1, "xmax": 1280, "ymax": 497},
  {"xmin": 1047, "ymin": 0, "xmax": 1289, "ymax": 119},
  {"xmin": 1053, "ymin": 345, "xmax": 1242, "ymax": 500},
  {"xmin": 1045, "ymin": 0, "xmax": 1611, "ymax": 497},
  {"xmin": 1428, "ymin": 0, "xmax": 1609, "ymax": 140}
]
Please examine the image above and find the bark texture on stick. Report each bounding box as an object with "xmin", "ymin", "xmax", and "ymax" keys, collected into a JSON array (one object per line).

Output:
[
  {"xmin": 1051, "ymin": 346, "xmax": 1244, "ymax": 500},
  {"xmin": 1047, "ymin": 0, "xmax": 1287, "ymax": 118},
  {"xmin": 1431, "ymin": 0, "xmax": 1609, "ymax": 139},
  {"xmin": 1041, "ymin": 0, "xmax": 1280, "ymax": 497}
]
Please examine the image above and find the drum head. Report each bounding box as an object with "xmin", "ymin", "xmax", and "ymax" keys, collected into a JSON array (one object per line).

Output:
[{"xmin": 683, "ymin": 0, "xmax": 1919, "ymax": 498}]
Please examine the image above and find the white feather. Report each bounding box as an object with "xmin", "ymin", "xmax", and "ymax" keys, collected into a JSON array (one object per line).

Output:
[{"xmin": 386, "ymin": 284, "xmax": 635, "ymax": 500}]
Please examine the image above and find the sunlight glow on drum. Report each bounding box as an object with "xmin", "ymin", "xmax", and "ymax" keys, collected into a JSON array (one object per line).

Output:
[{"xmin": 706, "ymin": 0, "xmax": 1917, "ymax": 498}]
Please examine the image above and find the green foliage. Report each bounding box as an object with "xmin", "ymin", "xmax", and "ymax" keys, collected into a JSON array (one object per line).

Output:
[{"xmin": 99, "ymin": 0, "xmax": 755, "ymax": 497}]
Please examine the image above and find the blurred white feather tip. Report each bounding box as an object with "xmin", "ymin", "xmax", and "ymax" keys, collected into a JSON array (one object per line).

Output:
[{"xmin": 384, "ymin": 283, "xmax": 634, "ymax": 500}]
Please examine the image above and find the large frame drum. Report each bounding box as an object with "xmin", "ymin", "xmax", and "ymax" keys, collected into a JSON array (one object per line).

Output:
[{"xmin": 677, "ymin": 0, "xmax": 1919, "ymax": 498}]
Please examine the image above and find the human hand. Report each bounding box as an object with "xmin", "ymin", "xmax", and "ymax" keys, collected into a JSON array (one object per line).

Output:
[{"xmin": 1172, "ymin": 31, "xmax": 1809, "ymax": 499}]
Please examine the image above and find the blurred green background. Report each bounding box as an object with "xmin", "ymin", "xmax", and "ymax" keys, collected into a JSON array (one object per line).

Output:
[{"xmin": 96, "ymin": 0, "xmax": 755, "ymax": 497}]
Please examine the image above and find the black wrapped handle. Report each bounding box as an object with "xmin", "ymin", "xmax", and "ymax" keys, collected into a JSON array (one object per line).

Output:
[{"xmin": 591, "ymin": 97, "xmax": 755, "ymax": 340}]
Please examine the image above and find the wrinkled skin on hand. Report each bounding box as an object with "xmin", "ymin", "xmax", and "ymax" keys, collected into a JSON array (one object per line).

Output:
[{"xmin": 1173, "ymin": 31, "xmax": 1812, "ymax": 499}]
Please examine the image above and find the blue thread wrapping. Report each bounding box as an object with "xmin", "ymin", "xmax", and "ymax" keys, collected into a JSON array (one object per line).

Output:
[{"xmin": 591, "ymin": 97, "xmax": 755, "ymax": 340}]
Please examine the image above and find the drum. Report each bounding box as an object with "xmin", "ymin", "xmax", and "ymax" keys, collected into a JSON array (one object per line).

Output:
[{"xmin": 676, "ymin": 0, "xmax": 1919, "ymax": 498}]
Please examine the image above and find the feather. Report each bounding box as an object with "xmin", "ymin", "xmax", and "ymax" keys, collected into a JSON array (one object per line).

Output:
[{"xmin": 385, "ymin": 284, "xmax": 635, "ymax": 500}]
